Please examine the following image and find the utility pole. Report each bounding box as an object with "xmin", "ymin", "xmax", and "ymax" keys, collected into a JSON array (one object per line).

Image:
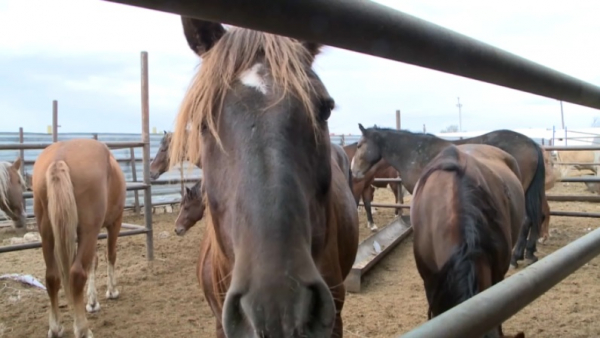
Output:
[
  {"xmin": 560, "ymin": 100, "xmax": 565, "ymax": 129},
  {"xmin": 456, "ymin": 97, "xmax": 463, "ymax": 132}
]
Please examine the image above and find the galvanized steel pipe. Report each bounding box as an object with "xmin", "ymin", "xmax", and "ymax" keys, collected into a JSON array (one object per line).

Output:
[{"xmin": 102, "ymin": 0, "xmax": 600, "ymax": 110}]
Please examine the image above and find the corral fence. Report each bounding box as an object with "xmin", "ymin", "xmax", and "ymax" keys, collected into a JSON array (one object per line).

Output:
[{"xmin": 17, "ymin": 0, "xmax": 600, "ymax": 336}]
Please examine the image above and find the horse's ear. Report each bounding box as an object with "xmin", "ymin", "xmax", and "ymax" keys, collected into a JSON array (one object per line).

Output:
[
  {"xmin": 181, "ymin": 16, "xmax": 226, "ymax": 57},
  {"xmin": 185, "ymin": 186, "xmax": 192, "ymax": 195},
  {"xmin": 12, "ymin": 157, "xmax": 22, "ymax": 171},
  {"xmin": 301, "ymin": 42, "xmax": 323, "ymax": 63},
  {"xmin": 163, "ymin": 130, "xmax": 167, "ymax": 134},
  {"xmin": 358, "ymin": 123, "xmax": 367, "ymax": 135}
]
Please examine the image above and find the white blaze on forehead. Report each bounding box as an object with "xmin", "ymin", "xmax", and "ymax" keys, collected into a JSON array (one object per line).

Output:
[{"xmin": 239, "ymin": 63, "xmax": 268, "ymax": 94}]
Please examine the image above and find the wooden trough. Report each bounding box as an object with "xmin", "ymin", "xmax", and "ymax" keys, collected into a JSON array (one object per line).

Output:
[{"xmin": 344, "ymin": 215, "xmax": 412, "ymax": 293}]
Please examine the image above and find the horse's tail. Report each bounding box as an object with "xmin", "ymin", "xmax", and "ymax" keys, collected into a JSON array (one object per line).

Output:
[
  {"xmin": 426, "ymin": 153, "xmax": 499, "ymax": 316},
  {"xmin": 525, "ymin": 143, "xmax": 546, "ymax": 250},
  {"xmin": 46, "ymin": 160, "xmax": 78, "ymax": 306}
]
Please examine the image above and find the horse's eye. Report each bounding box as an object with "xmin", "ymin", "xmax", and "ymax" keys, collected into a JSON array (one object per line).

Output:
[{"xmin": 319, "ymin": 98, "xmax": 334, "ymax": 121}]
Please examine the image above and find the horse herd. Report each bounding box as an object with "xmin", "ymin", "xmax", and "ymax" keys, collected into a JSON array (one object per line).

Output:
[{"xmin": 0, "ymin": 15, "xmax": 575, "ymax": 338}]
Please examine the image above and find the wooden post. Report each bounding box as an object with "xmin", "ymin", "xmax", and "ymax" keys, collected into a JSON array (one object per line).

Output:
[
  {"xmin": 52, "ymin": 100, "xmax": 58, "ymax": 142},
  {"xmin": 341, "ymin": 134, "xmax": 345, "ymax": 146},
  {"xmin": 141, "ymin": 51, "xmax": 154, "ymax": 261},
  {"xmin": 129, "ymin": 147, "xmax": 141, "ymax": 215},
  {"xmin": 423, "ymin": 124, "xmax": 426, "ymax": 132},
  {"xmin": 396, "ymin": 114, "xmax": 403, "ymax": 215},
  {"xmin": 92, "ymin": 133, "xmax": 98, "ymax": 140},
  {"xmin": 396, "ymin": 110, "xmax": 401, "ymax": 130}
]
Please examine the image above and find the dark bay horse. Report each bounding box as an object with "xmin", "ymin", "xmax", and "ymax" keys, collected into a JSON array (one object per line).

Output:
[
  {"xmin": 33, "ymin": 139, "xmax": 126, "ymax": 338},
  {"xmin": 173, "ymin": 144, "xmax": 351, "ymax": 238},
  {"xmin": 0, "ymin": 158, "xmax": 27, "ymax": 228},
  {"xmin": 149, "ymin": 130, "xmax": 203, "ymax": 180},
  {"xmin": 351, "ymin": 125, "xmax": 546, "ymax": 268},
  {"xmin": 411, "ymin": 144, "xmax": 526, "ymax": 338},
  {"xmin": 169, "ymin": 17, "xmax": 359, "ymax": 337},
  {"xmin": 174, "ymin": 180, "xmax": 206, "ymax": 236},
  {"xmin": 343, "ymin": 142, "xmax": 403, "ymax": 231}
]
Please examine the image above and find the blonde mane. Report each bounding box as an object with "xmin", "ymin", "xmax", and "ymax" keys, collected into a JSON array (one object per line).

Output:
[
  {"xmin": 198, "ymin": 189, "xmax": 231, "ymax": 310},
  {"xmin": 169, "ymin": 27, "xmax": 320, "ymax": 169},
  {"xmin": 0, "ymin": 161, "xmax": 25, "ymax": 214}
]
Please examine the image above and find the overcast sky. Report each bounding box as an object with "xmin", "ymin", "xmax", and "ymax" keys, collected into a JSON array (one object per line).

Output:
[{"xmin": 1, "ymin": 0, "xmax": 599, "ymax": 135}]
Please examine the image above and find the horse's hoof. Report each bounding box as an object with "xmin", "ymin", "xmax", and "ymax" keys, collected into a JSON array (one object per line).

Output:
[
  {"xmin": 48, "ymin": 326, "xmax": 64, "ymax": 338},
  {"xmin": 86, "ymin": 301, "xmax": 100, "ymax": 313},
  {"xmin": 75, "ymin": 327, "xmax": 94, "ymax": 338},
  {"xmin": 509, "ymin": 263, "xmax": 517, "ymax": 270},
  {"xmin": 106, "ymin": 289, "xmax": 120, "ymax": 300},
  {"xmin": 524, "ymin": 257, "xmax": 538, "ymax": 266},
  {"xmin": 538, "ymin": 237, "xmax": 548, "ymax": 245}
]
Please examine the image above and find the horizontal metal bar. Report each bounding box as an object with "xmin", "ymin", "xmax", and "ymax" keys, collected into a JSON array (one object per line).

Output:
[
  {"xmin": 544, "ymin": 146, "xmax": 600, "ymax": 151},
  {"xmin": 126, "ymin": 182, "xmax": 149, "ymax": 191},
  {"xmin": 554, "ymin": 162, "xmax": 600, "ymax": 166},
  {"xmin": 550, "ymin": 210, "xmax": 600, "ymax": 218},
  {"xmin": 0, "ymin": 141, "xmax": 144, "ymax": 151},
  {"xmin": 372, "ymin": 178, "xmax": 402, "ymax": 183},
  {"xmin": 546, "ymin": 195, "xmax": 600, "ymax": 202},
  {"xmin": 557, "ymin": 176, "xmax": 600, "ymax": 183},
  {"xmin": 0, "ymin": 228, "xmax": 148, "ymax": 254},
  {"xmin": 150, "ymin": 177, "xmax": 201, "ymax": 185},
  {"xmin": 121, "ymin": 223, "xmax": 146, "ymax": 230},
  {"xmin": 102, "ymin": 0, "xmax": 600, "ymax": 110},
  {"xmin": 358, "ymin": 202, "xmax": 411, "ymax": 209},
  {"xmin": 400, "ymin": 226, "xmax": 600, "ymax": 338}
]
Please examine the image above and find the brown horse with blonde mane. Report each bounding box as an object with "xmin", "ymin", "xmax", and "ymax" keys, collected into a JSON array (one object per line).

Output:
[
  {"xmin": 169, "ymin": 17, "xmax": 359, "ymax": 337},
  {"xmin": 0, "ymin": 158, "xmax": 27, "ymax": 228},
  {"xmin": 411, "ymin": 144, "xmax": 526, "ymax": 338},
  {"xmin": 32, "ymin": 138, "xmax": 126, "ymax": 338}
]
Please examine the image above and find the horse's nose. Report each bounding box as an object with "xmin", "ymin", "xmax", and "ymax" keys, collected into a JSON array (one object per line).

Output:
[
  {"xmin": 223, "ymin": 280, "xmax": 335, "ymax": 338},
  {"xmin": 174, "ymin": 226, "xmax": 186, "ymax": 236}
]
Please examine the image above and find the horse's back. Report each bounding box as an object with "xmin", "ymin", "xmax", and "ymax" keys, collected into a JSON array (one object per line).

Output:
[
  {"xmin": 33, "ymin": 139, "xmax": 125, "ymax": 217},
  {"xmin": 459, "ymin": 144, "xmax": 525, "ymax": 247}
]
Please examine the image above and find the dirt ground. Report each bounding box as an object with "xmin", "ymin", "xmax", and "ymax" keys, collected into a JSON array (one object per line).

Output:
[{"xmin": 1, "ymin": 180, "xmax": 600, "ymax": 337}]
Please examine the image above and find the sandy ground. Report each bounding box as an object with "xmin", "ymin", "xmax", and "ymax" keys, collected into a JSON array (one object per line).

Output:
[{"xmin": 1, "ymin": 180, "xmax": 600, "ymax": 338}]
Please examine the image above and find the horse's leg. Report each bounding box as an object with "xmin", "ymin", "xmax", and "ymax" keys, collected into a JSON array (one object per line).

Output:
[
  {"xmin": 105, "ymin": 213, "xmax": 122, "ymax": 300},
  {"xmin": 362, "ymin": 189, "xmax": 377, "ymax": 231},
  {"xmin": 71, "ymin": 232, "xmax": 98, "ymax": 338},
  {"xmin": 85, "ymin": 253, "xmax": 100, "ymax": 313},
  {"xmin": 40, "ymin": 214, "xmax": 65, "ymax": 338},
  {"xmin": 510, "ymin": 217, "xmax": 530, "ymax": 269}
]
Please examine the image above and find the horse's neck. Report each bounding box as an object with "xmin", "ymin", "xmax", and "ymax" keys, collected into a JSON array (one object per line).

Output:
[{"xmin": 381, "ymin": 132, "xmax": 449, "ymax": 193}]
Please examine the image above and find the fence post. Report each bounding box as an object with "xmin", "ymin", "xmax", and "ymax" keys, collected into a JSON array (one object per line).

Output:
[
  {"xmin": 92, "ymin": 133, "xmax": 98, "ymax": 140},
  {"xmin": 396, "ymin": 115, "xmax": 403, "ymax": 215},
  {"xmin": 140, "ymin": 51, "xmax": 154, "ymax": 261},
  {"xmin": 341, "ymin": 134, "xmax": 345, "ymax": 146},
  {"xmin": 129, "ymin": 147, "xmax": 141, "ymax": 215},
  {"xmin": 19, "ymin": 127, "xmax": 26, "ymax": 210},
  {"xmin": 52, "ymin": 100, "xmax": 58, "ymax": 142},
  {"xmin": 396, "ymin": 110, "xmax": 401, "ymax": 130}
]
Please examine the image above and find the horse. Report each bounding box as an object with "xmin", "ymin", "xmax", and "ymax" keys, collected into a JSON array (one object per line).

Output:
[
  {"xmin": 149, "ymin": 130, "xmax": 203, "ymax": 180},
  {"xmin": 174, "ymin": 180, "xmax": 206, "ymax": 236},
  {"xmin": 351, "ymin": 125, "xmax": 546, "ymax": 269},
  {"xmin": 343, "ymin": 142, "xmax": 404, "ymax": 231},
  {"xmin": 411, "ymin": 144, "xmax": 526, "ymax": 338},
  {"xmin": 0, "ymin": 158, "xmax": 27, "ymax": 228},
  {"xmin": 554, "ymin": 149, "xmax": 598, "ymax": 177},
  {"xmin": 168, "ymin": 17, "xmax": 359, "ymax": 337},
  {"xmin": 32, "ymin": 138, "xmax": 126, "ymax": 338},
  {"xmin": 173, "ymin": 144, "xmax": 351, "ymax": 238}
]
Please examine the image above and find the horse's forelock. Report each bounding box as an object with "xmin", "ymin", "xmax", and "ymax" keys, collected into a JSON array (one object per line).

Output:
[{"xmin": 170, "ymin": 28, "xmax": 321, "ymax": 171}]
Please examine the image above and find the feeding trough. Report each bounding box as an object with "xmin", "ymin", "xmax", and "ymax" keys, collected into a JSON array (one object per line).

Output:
[{"xmin": 344, "ymin": 215, "xmax": 412, "ymax": 293}]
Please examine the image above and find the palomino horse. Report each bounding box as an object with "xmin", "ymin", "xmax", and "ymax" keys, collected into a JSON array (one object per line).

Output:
[
  {"xmin": 174, "ymin": 180, "xmax": 206, "ymax": 236},
  {"xmin": 351, "ymin": 125, "xmax": 546, "ymax": 269},
  {"xmin": 168, "ymin": 17, "xmax": 359, "ymax": 337},
  {"xmin": 344, "ymin": 142, "xmax": 404, "ymax": 231},
  {"xmin": 554, "ymin": 149, "xmax": 598, "ymax": 177},
  {"xmin": 0, "ymin": 158, "xmax": 27, "ymax": 228},
  {"xmin": 32, "ymin": 139, "xmax": 126, "ymax": 338},
  {"xmin": 149, "ymin": 130, "xmax": 203, "ymax": 180},
  {"xmin": 411, "ymin": 144, "xmax": 526, "ymax": 338},
  {"xmin": 538, "ymin": 148, "xmax": 559, "ymax": 244}
]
